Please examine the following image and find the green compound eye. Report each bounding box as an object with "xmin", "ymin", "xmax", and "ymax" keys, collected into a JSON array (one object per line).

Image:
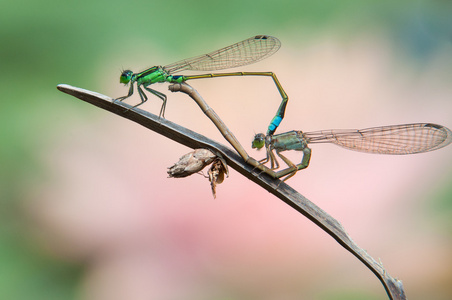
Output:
[
  {"xmin": 252, "ymin": 133, "xmax": 265, "ymax": 149},
  {"xmin": 120, "ymin": 70, "xmax": 133, "ymax": 84}
]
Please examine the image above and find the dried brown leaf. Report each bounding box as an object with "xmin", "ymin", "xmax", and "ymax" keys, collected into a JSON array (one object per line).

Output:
[{"xmin": 168, "ymin": 149, "xmax": 216, "ymax": 178}]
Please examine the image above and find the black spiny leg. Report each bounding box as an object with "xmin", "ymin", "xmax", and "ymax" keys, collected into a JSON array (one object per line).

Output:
[
  {"xmin": 121, "ymin": 84, "xmax": 149, "ymax": 113},
  {"xmin": 143, "ymin": 85, "xmax": 167, "ymax": 118},
  {"xmin": 115, "ymin": 83, "xmax": 134, "ymax": 103}
]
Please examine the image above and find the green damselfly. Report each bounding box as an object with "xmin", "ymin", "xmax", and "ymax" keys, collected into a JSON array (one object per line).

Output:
[
  {"xmin": 252, "ymin": 123, "xmax": 452, "ymax": 181},
  {"xmin": 116, "ymin": 35, "xmax": 287, "ymax": 136}
]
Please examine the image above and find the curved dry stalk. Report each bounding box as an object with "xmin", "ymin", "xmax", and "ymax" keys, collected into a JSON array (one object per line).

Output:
[{"xmin": 57, "ymin": 83, "xmax": 406, "ymax": 300}]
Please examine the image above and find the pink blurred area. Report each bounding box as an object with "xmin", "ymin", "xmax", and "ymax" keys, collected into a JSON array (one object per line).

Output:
[{"xmin": 30, "ymin": 34, "xmax": 452, "ymax": 299}]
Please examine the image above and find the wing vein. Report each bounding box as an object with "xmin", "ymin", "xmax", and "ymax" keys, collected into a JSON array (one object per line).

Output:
[
  {"xmin": 163, "ymin": 35, "xmax": 281, "ymax": 73},
  {"xmin": 304, "ymin": 123, "xmax": 452, "ymax": 154}
]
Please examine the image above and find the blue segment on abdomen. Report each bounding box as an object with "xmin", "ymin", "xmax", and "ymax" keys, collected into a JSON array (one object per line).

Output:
[{"xmin": 267, "ymin": 116, "xmax": 283, "ymax": 135}]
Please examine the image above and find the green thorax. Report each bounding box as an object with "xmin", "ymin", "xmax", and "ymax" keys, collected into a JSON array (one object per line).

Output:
[
  {"xmin": 271, "ymin": 131, "xmax": 307, "ymax": 151},
  {"xmin": 132, "ymin": 66, "xmax": 186, "ymax": 85}
]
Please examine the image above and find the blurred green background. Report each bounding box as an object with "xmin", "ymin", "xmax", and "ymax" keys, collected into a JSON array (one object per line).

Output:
[{"xmin": 2, "ymin": 0, "xmax": 452, "ymax": 299}]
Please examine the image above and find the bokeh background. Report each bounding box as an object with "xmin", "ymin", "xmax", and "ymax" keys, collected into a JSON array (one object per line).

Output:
[{"xmin": 2, "ymin": 0, "xmax": 452, "ymax": 299}]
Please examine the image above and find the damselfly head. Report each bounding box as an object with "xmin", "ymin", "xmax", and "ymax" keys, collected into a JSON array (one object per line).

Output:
[
  {"xmin": 252, "ymin": 133, "xmax": 266, "ymax": 149},
  {"xmin": 120, "ymin": 70, "xmax": 133, "ymax": 84}
]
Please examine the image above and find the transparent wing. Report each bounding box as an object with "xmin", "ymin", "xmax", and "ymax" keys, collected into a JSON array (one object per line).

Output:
[
  {"xmin": 304, "ymin": 123, "xmax": 452, "ymax": 154},
  {"xmin": 163, "ymin": 35, "xmax": 280, "ymax": 74}
]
